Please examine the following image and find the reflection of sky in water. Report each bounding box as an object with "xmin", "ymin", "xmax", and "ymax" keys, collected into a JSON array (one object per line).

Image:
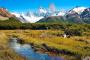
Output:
[{"xmin": 10, "ymin": 39, "xmax": 63, "ymax": 60}]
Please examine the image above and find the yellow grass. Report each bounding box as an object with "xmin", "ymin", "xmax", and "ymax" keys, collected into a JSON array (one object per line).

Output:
[{"xmin": 0, "ymin": 30, "xmax": 90, "ymax": 60}]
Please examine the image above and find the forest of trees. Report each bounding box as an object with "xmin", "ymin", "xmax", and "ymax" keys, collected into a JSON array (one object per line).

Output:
[{"xmin": 0, "ymin": 17, "xmax": 90, "ymax": 36}]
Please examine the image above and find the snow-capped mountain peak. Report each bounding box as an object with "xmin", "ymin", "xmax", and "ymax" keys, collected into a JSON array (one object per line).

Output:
[
  {"xmin": 57, "ymin": 11, "xmax": 65, "ymax": 16},
  {"xmin": 12, "ymin": 12, "xmax": 44, "ymax": 23},
  {"xmin": 39, "ymin": 7, "xmax": 47, "ymax": 14},
  {"xmin": 72, "ymin": 7, "xmax": 86, "ymax": 14},
  {"xmin": 11, "ymin": 12, "xmax": 20, "ymax": 17}
]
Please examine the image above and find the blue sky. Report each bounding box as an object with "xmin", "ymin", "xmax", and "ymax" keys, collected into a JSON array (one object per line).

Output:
[{"xmin": 0, "ymin": 0, "xmax": 90, "ymax": 12}]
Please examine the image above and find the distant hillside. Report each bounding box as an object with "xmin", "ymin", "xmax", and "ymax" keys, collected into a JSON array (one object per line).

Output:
[
  {"xmin": 0, "ymin": 17, "xmax": 21, "ymax": 29},
  {"xmin": 37, "ymin": 16, "xmax": 68, "ymax": 23},
  {"xmin": 37, "ymin": 16, "xmax": 86, "ymax": 24}
]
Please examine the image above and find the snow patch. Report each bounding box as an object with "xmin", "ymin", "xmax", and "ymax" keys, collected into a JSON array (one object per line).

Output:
[{"xmin": 73, "ymin": 7, "xmax": 86, "ymax": 14}]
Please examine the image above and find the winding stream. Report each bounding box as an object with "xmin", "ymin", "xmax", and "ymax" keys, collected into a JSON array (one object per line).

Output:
[{"xmin": 9, "ymin": 38, "xmax": 64, "ymax": 60}]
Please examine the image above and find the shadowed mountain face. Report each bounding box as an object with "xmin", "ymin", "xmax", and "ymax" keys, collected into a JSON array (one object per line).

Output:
[
  {"xmin": 79, "ymin": 8, "xmax": 90, "ymax": 24},
  {"xmin": 81, "ymin": 8, "xmax": 90, "ymax": 18},
  {"xmin": 65, "ymin": 10, "xmax": 84, "ymax": 23}
]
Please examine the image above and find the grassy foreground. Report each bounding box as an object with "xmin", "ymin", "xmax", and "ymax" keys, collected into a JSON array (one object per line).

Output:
[
  {"xmin": 0, "ymin": 30, "xmax": 26, "ymax": 60},
  {"xmin": 0, "ymin": 30, "xmax": 90, "ymax": 60}
]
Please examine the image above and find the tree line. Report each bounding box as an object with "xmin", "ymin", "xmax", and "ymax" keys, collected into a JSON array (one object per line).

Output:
[{"xmin": 0, "ymin": 17, "xmax": 90, "ymax": 36}]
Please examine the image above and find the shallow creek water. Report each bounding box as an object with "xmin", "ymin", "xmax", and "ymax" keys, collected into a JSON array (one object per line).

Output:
[{"xmin": 9, "ymin": 38, "xmax": 64, "ymax": 60}]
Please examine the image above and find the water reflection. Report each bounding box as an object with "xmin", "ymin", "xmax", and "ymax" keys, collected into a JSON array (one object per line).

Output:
[{"xmin": 10, "ymin": 38, "xmax": 63, "ymax": 60}]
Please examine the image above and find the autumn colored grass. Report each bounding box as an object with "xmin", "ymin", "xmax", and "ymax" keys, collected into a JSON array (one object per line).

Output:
[{"xmin": 0, "ymin": 30, "xmax": 90, "ymax": 60}]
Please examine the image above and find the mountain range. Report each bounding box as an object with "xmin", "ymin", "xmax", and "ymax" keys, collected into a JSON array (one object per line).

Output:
[
  {"xmin": 37, "ymin": 7, "xmax": 90, "ymax": 23},
  {"xmin": 0, "ymin": 6, "xmax": 90, "ymax": 24}
]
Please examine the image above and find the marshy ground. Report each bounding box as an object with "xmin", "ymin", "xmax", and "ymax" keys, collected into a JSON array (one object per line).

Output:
[{"xmin": 0, "ymin": 30, "xmax": 90, "ymax": 60}]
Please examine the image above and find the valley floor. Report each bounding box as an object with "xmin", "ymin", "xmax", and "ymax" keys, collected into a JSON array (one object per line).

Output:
[{"xmin": 0, "ymin": 30, "xmax": 90, "ymax": 60}]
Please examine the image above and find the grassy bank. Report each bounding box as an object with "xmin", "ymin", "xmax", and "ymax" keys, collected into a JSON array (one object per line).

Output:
[{"xmin": 0, "ymin": 31, "xmax": 26, "ymax": 60}]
